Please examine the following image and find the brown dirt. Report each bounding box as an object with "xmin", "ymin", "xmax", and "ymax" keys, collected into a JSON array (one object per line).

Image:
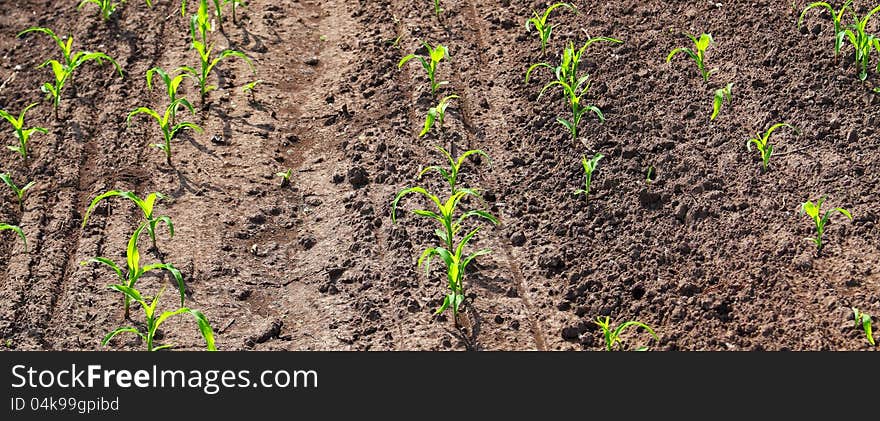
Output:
[{"xmin": 0, "ymin": 0, "xmax": 878, "ymax": 351}]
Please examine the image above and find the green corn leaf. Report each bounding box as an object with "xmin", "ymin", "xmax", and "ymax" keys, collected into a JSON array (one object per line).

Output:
[
  {"xmin": 82, "ymin": 257, "xmax": 124, "ymax": 281},
  {"xmin": 102, "ymin": 327, "xmax": 144, "ymax": 346},
  {"xmin": 420, "ymin": 107, "xmax": 438, "ymax": 137},
  {"xmin": 0, "ymin": 224, "xmax": 27, "ymax": 252},
  {"xmin": 110, "ymin": 284, "xmax": 147, "ymax": 309}
]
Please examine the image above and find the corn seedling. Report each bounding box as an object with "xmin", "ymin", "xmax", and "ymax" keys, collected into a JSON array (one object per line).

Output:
[
  {"xmin": 242, "ymin": 79, "xmax": 262, "ymax": 102},
  {"xmin": 432, "ymin": 0, "xmax": 442, "ymax": 18},
  {"xmin": 391, "ymin": 187, "xmax": 498, "ymax": 317},
  {"xmin": 392, "ymin": 147, "xmax": 497, "ymax": 318},
  {"xmin": 747, "ymin": 122, "xmax": 796, "ymax": 172},
  {"xmin": 102, "ymin": 285, "xmax": 215, "ymax": 351},
  {"xmin": 18, "ymin": 27, "xmax": 122, "ymax": 118},
  {"xmin": 189, "ymin": 0, "xmax": 212, "ymax": 44},
  {"xmin": 420, "ymin": 95, "xmax": 459, "ymax": 137},
  {"xmin": 183, "ymin": 0, "xmax": 224, "ymax": 29},
  {"xmin": 181, "ymin": 2, "xmax": 254, "ymax": 107},
  {"xmin": 574, "ymin": 153, "xmax": 603, "ymax": 198},
  {"xmin": 127, "ymin": 98, "xmax": 202, "ymax": 166},
  {"xmin": 399, "ymin": 42, "xmax": 449, "ymax": 96},
  {"xmin": 82, "ymin": 222, "xmax": 185, "ymax": 320},
  {"xmin": 595, "ymin": 316, "xmax": 658, "ymax": 351},
  {"xmin": 667, "ymin": 33, "xmax": 716, "ymax": 82},
  {"xmin": 146, "ymin": 67, "xmax": 193, "ymax": 123},
  {"xmin": 852, "ymin": 307, "xmax": 876, "ymax": 346},
  {"xmin": 842, "ymin": 5, "xmax": 880, "ymax": 80},
  {"xmin": 645, "ymin": 165, "xmax": 655, "ymax": 183},
  {"xmin": 526, "ymin": 38, "xmax": 622, "ymax": 142},
  {"xmin": 418, "ymin": 146, "xmax": 490, "ymax": 194},
  {"xmin": 711, "ymin": 82, "xmax": 733, "ymax": 120},
  {"xmin": 18, "ymin": 27, "xmax": 75, "ymax": 67},
  {"xmin": 83, "ymin": 190, "xmax": 174, "ymax": 251},
  {"xmin": 798, "ymin": 1, "xmax": 852, "ymax": 56},
  {"xmin": 801, "ymin": 196, "xmax": 852, "ymax": 251},
  {"xmin": 78, "ymin": 0, "xmax": 154, "ymax": 21},
  {"xmin": 0, "ymin": 103, "xmax": 47, "ymax": 163},
  {"xmin": 276, "ymin": 168, "xmax": 292, "ymax": 187},
  {"xmin": 0, "ymin": 223, "xmax": 27, "ymax": 252},
  {"xmin": 525, "ymin": 3, "xmax": 576, "ymax": 55},
  {"xmin": 224, "ymin": 0, "xmax": 246, "ymax": 25},
  {"xmin": 0, "ymin": 173, "xmax": 35, "ymax": 213}
]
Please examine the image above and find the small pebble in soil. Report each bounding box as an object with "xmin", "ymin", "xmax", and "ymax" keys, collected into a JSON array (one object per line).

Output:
[
  {"xmin": 561, "ymin": 327, "xmax": 580, "ymax": 341},
  {"xmin": 304, "ymin": 56, "xmax": 319, "ymax": 66},
  {"xmin": 210, "ymin": 134, "xmax": 227, "ymax": 145},
  {"xmin": 244, "ymin": 319, "xmax": 283, "ymax": 347},
  {"xmin": 793, "ymin": 252, "xmax": 813, "ymax": 271},
  {"xmin": 846, "ymin": 128, "xmax": 858, "ymax": 144},
  {"xmin": 347, "ymin": 166, "xmax": 369, "ymax": 187},
  {"xmin": 510, "ymin": 231, "xmax": 526, "ymax": 246}
]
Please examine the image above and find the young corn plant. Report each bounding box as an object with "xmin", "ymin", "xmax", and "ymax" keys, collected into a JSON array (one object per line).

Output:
[
  {"xmin": 801, "ymin": 196, "xmax": 852, "ymax": 252},
  {"xmin": 798, "ymin": 1, "xmax": 852, "ymax": 56},
  {"xmin": 667, "ymin": 33, "xmax": 716, "ymax": 82},
  {"xmin": 78, "ymin": 0, "xmax": 154, "ymax": 21},
  {"xmin": 82, "ymin": 222, "xmax": 185, "ymax": 320},
  {"xmin": 842, "ymin": 5, "xmax": 880, "ymax": 80},
  {"xmin": 0, "ymin": 103, "xmax": 47, "ymax": 163},
  {"xmin": 391, "ymin": 148, "xmax": 497, "ymax": 319},
  {"xmin": 852, "ymin": 307, "xmax": 876, "ymax": 346},
  {"xmin": 420, "ymin": 95, "xmax": 459, "ymax": 138},
  {"xmin": 102, "ymin": 285, "xmax": 216, "ymax": 351},
  {"xmin": 127, "ymin": 98, "xmax": 203, "ymax": 166},
  {"xmin": 183, "ymin": 0, "xmax": 225, "ymax": 29},
  {"xmin": 526, "ymin": 38, "xmax": 622, "ymax": 142},
  {"xmin": 525, "ymin": 3, "xmax": 576, "ymax": 55},
  {"xmin": 0, "ymin": 174, "xmax": 35, "ymax": 213},
  {"xmin": 399, "ymin": 42, "xmax": 449, "ymax": 96},
  {"xmin": 711, "ymin": 83, "xmax": 733, "ymax": 120},
  {"xmin": 181, "ymin": 4, "xmax": 254, "ymax": 108},
  {"xmin": 432, "ymin": 0, "xmax": 442, "ymax": 18},
  {"xmin": 747, "ymin": 122, "xmax": 796, "ymax": 172},
  {"xmin": 595, "ymin": 316, "xmax": 658, "ymax": 351},
  {"xmin": 242, "ymin": 79, "xmax": 263, "ymax": 102},
  {"xmin": 276, "ymin": 168, "xmax": 292, "ymax": 187},
  {"xmin": 418, "ymin": 146, "xmax": 490, "ymax": 194},
  {"xmin": 18, "ymin": 27, "xmax": 76, "ymax": 67},
  {"xmin": 146, "ymin": 67, "xmax": 193, "ymax": 123},
  {"xmin": 18, "ymin": 27, "xmax": 122, "ymax": 118},
  {"xmin": 0, "ymin": 223, "xmax": 27, "ymax": 252},
  {"xmin": 189, "ymin": 0, "xmax": 213, "ymax": 44},
  {"xmin": 574, "ymin": 153, "xmax": 603, "ymax": 198},
  {"xmin": 224, "ymin": 0, "xmax": 246, "ymax": 25},
  {"xmin": 392, "ymin": 188, "xmax": 498, "ymax": 318},
  {"xmin": 645, "ymin": 165, "xmax": 656, "ymax": 184},
  {"xmin": 82, "ymin": 190, "xmax": 174, "ymax": 251}
]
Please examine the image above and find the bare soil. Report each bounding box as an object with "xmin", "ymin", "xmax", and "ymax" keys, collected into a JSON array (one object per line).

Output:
[{"xmin": 0, "ymin": 0, "xmax": 878, "ymax": 351}]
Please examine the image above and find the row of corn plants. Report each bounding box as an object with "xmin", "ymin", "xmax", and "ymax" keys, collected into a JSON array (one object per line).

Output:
[
  {"xmin": 0, "ymin": 0, "xmax": 265, "ymax": 351},
  {"xmin": 389, "ymin": 2, "xmax": 658, "ymax": 350},
  {"xmin": 523, "ymin": 3, "xmax": 656, "ymax": 350},
  {"xmin": 81, "ymin": 191, "xmax": 215, "ymax": 351},
  {"xmin": 393, "ymin": 17, "xmax": 500, "ymax": 323}
]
